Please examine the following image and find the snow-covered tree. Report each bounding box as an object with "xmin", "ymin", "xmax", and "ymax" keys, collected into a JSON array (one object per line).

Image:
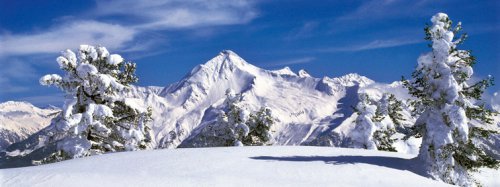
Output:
[
  {"xmin": 350, "ymin": 93, "xmax": 378, "ymax": 150},
  {"xmin": 372, "ymin": 93, "xmax": 401, "ymax": 152},
  {"xmin": 192, "ymin": 90, "xmax": 275, "ymax": 147},
  {"xmin": 197, "ymin": 89, "xmax": 250, "ymax": 147},
  {"xmin": 350, "ymin": 93, "xmax": 400, "ymax": 152},
  {"xmin": 403, "ymin": 13, "xmax": 499, "ymax": 186},
  {"xmin": 243, "ymin": 107, "xmax": 274, "ymax": 146},
  {"xmin": 38, "ymin": 45, "xmax": 153, "ymax": 163},
  {"xmin": 387, "ymin": 94, "xmax": 405, "ymax": 127}
]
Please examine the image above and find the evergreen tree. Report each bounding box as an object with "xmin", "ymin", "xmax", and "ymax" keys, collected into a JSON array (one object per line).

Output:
[
  {"xmin": 403, "ymin": 13, "xmax": 499, "ymax": 186},
  {"xmin": 197, "ymin": 89, "xmax": 250, "ymax": 147},
  {"xmin": 193, "ymin": 90, "xmax": 275, "ymax": 147},
  {"xmin": 39, "ymin": 45, "xmax": 153, "ymax": 162},
  {"xmin": 387, "ymin": 94, "xmax": 405, "ymax": 127},
  {"xmin": 350, "ymin": 93, "xmax": 378, "ymax": 149},
  {"xmin": 373, "ymin": 93, "xmax": 401, "ymax": 152},
  {"xmin": 243, "ymin": 107, "xmax": 274, "ymax": 146},
  {"xmin": 350, "ymin": 93, "xmax": 400, "ymax": 152}
]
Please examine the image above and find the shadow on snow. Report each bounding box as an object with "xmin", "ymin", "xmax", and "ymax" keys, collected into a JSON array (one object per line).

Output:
[{"xmin": 249, "ymin": 154, "xmax": 430, "ymax": 178}]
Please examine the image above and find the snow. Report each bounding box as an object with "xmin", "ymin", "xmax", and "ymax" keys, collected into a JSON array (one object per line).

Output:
[
  {"xmin": 39, "ymin": 74, "xmax": 62, "ymax": 86},
  {"xmin": 4, "ymin": 146, "xmax": 489, "ymax": 187},
  {"xmin": 79, "ymin": 45, "xmax": 98, "ymax": 61},
  {"xmin": 349, "ymin": 94, "xmax": 378, "ymax": 150},
  {"xmin": 271, "ymin": 66, "xmax": 297, "ymax": 76},
  {"xmin": 107, "ymin": 54, "xmax": 123, "ymax": 65},
  {"xmin": 0, "ymin": 101, "xmax": 59, "ymax": 150},
  {"xmin": 58, "ymin": 136, "xmax": 91, "ymax": 158},
  {"xmin": 97, "ymin": 46, "xmax": 109, "ymax": 59},
  {"xmin": 93, "ymin": 104, "xmax": 113, "ymax": 117},
  {"xmin": 76, "ymin": 63, "xmax": 98, "ymax": 78},
  {"xmin": 61, "ymin": 49, "xmax": 77, "ymax": 65},
  {"xmin": 298, "ymin": 69, "xmax": 311, "ymax": 77},
  {"xmin": 56, "ymin": 49, "xmax": 78, "ymax": 69}
]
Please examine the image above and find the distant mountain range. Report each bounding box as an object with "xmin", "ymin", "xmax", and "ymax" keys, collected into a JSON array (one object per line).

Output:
[{"xmin": 0, "ymin": 101, "xmax": 59, "ymax": 150}]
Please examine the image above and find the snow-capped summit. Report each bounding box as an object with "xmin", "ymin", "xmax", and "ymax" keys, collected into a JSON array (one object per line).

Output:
[
  {"xmin": 271, "ymin": 67, "xmax": 297, "ymax": 76},
  {"xmin": 160, "ymin": 50, "xmax": 261, "ymax": 109},
  {"xmin": 298, "ymin": 69, "xmax": 311, "ymax": 78},
  {"xmin": 0, "ymin": 101, "xmax": 59, "ymax": 150}
]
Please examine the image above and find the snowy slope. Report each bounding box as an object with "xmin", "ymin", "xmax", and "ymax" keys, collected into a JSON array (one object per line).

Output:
[
  {"xmin": 0, "ymin": 101, "xmax": 59, "ymax": 150},
  {"xmin": 6, "ymin": 146, "xmax": 493, "ymax": 187}
]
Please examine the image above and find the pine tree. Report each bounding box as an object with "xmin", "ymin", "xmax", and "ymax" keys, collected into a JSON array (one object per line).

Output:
[
  {"xmin": 197, "ymin": 89, "xmax": 250, "ymax": 147},
  {"xmin": 243, "ymin": 107, "xmax": 274, "ymax": 146},
  {"xmin": 350, "ymin": 93, "xmax": 378, "ymax": 149},
  {"xmin": 403, "ymin": 13, "xmax": 499, "ymax": 186},
  {"xmin": 373, "ymin": 93, "xmax": 401, "ymax": 152},
  {"xmin": 39, "ymin": 45, "xmax": 153, "ymax": 162},
  {"xmin": 387, "ymin": 94, "xmax": 405, "ymax": 127},
  {"xmin": 193, "ymin": 90, "xmax": 275, "ymax": 147},
  {"xmin": 350, "ymin": 93, "xmax": 400, "ymax": 152}
]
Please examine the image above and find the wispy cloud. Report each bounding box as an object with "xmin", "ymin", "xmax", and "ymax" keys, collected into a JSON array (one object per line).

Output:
[
  {"xmin": 0, "ymin": 21, "xmax": 137, "ymax": 57},
  {"xmin": 260, "ymin": 57, "xmax": 316, "ymax": 67},
  {"xmin": 0, "ymin": 1, "xmax": 259, "ymax": 58},
  {"xmin": 0, "ymin": 59, "xmax": 38, "ymax": 93},
  {"xmin": 94, "ymin": 1, "xmax": 257, "ymax": 30},
  {"xmin": 337, "ymin": 0, "xmax": 435, "ymax": 21},
  {"xmin": 285, "ymin": 21, "xmax": 319, "ymax": 40},
  {"xmin": 317, "ymin": 39, "xmax": 422, "ymax": 53}
]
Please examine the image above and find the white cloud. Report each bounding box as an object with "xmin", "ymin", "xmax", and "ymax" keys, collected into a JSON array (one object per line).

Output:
[
  {"xmin": 261, "ymin": 57, "xmax": 316, "ymax": 67},
  {"xmin": 94, "ymin": 0, "xmax": 257, "ymax": 30},
  {"xmin": 317, "ymin": 39, "xmax": 422, "ymax": 52},
  {"xmin": 285, "ymin": 21, "xmax": 319, "ymax": 40},
  {"xmin": 337, "ymin": 0, "xmax": 435, "ymax": 21},
  {"xmin": 0, "ymin": 59, "xmax": 38, "ymax": 93},
  {"xmin": 0, "ymin": 1, "xmax": 259, "ymax": 58},
  {"xmin": 0, "ymin": 21, "xmax": 137, "ymax": 57}
]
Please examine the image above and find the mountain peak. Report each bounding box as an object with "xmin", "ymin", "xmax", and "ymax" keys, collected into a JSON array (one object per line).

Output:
[
  {"xmin": 271, "ymin": 66, "xmax": 297, "ymax": 76},
  {"xmin": 298, "ymin": 69, "xmax": 311, "ymax": 77},
  {"xmin": 198, "ymin": 50, "xmax": 251, "ymax": 71},
  {"xmin": 220, "ymin": 49, "xmax": 237, "ymax": 56}
]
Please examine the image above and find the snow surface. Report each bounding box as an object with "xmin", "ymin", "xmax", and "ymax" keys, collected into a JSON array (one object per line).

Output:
[{"xmin": 5, "ymin": 146, "xmax": 496, "ymax": 187}]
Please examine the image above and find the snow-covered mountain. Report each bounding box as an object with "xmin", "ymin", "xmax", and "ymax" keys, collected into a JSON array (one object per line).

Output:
[
  {"xmin": 2, "ymin": 50, "xmax": 498, "ymax": 168},
  {"xmin": 0, "ymin": 101, "xmax": 59, "ymax": 150},
  {"xmin": 0, "ymin": 51, "xmax": 418, "ymax": 159},
  {"xmin": 126, "ymin": 50, "xmax": 390, "ymax": 149}
]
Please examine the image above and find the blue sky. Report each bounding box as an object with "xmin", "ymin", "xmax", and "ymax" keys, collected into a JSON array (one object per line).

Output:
[{"xmin": 0, "ymin": 0, "xmax": 498, "ymax": 107}]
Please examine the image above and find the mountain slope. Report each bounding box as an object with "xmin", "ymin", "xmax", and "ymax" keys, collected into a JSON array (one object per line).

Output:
[
  {"xmin": 0, "ymin": 101, "xmax": 59, "ymax": 150},
  {"xmin": 138, "ymin": 50, "xmax": 379, "ymax": 148},
  {"xmin": 5, "ymin": 146, "xmax": 489, "ymax": 187}
]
